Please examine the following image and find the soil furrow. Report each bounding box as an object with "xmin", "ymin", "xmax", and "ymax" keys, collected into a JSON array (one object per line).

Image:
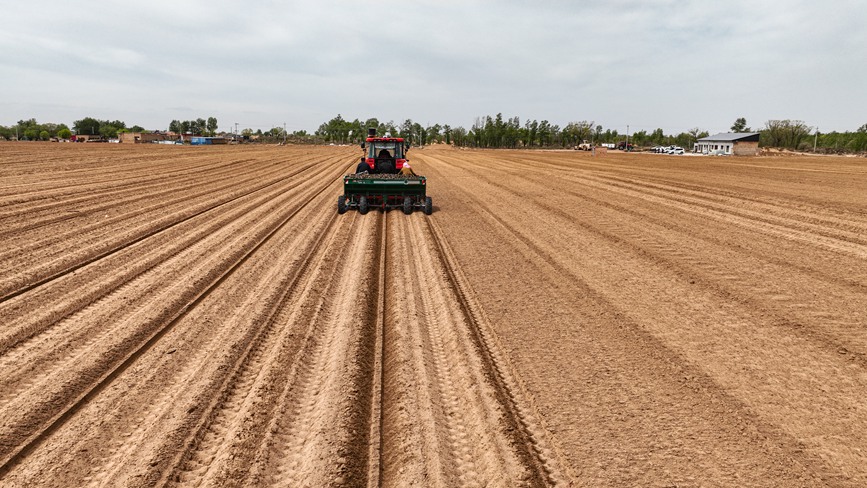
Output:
[
  {"xmin": 0, "ymin": 155, "xmax": 348, "ymax": 477},
  {"xmin": 3, "ymin": 143, "xmax": 865, "ymax": 486},
  {"xmin": 0, "ymin": 154, "xmax": 343, "ymax": 301}
]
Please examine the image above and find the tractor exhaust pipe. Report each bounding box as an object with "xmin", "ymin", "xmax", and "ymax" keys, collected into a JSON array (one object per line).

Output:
[{"xmin": 368, "ymin": 127, "xmax": 376, "ymax": 138}]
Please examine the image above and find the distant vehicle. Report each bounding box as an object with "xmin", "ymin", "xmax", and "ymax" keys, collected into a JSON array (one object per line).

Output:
[
  {"xmin": 616, "ymin": 141, "xmax": 634, "ymax": 151},
  {"xmin": 667, "ymin": 146, "xmax": 684, "ymax": 155},
  {"xmin": 576, "ymin": 142, "xmax": 592, "ymax": 151}
]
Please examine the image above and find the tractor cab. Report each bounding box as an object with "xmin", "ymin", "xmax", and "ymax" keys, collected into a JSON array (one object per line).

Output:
[{"xmin": 359, "ymin": 129, "xmax": 409, "ymax": 174}]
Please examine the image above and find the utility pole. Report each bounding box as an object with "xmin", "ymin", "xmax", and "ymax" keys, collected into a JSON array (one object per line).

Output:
[
  {"xmin": 283, "ymin": 122, "xmax": 287, "ymax": 144},
  {"xmin": 235, "ymin": 122, "xmax": 239, "ymax": 137},
  {"xmin": 814, "ymin": 127, "xmax": 818, "ymax": 152}
]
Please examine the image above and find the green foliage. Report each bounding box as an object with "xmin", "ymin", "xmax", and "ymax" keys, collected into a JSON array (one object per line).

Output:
[
  {"xmin": 74, "ymin": 117, "xmax": 101, "ymax": 136},
  {"xmin": 0, "ymin": 119, "xmax": 71, "ymax": 140},
  {"xmin": 58, "ymin": 128, "xmax": 72, "ymax": 139},
  {"xmin": 207, "ymin": 117, "xmax": 218, "ymax": 136},
  {"xmin": 99, "ymin": 125, "xmax": 119, "ymax": 139},
  {"xmin": 760, "ymin": 120, "xmax": 812, "ymax": 149},
  {"xmin": 169, "ymin": 117, "xmax": 218, "ymax": 135},
  {"xmin": 731, "ymin": 117, "xmax": 750, "ymax": 132}
]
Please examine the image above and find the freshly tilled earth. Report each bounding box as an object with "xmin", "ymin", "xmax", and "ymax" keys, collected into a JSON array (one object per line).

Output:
[{"xmin": 0, "ymin": 142, "xmax": 865, "ymax": 487}]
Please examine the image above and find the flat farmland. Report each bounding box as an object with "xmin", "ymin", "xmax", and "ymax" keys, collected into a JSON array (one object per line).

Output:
[{"xmin": 1, "ymin": 142, "xmax": 866, "ymax": 487}]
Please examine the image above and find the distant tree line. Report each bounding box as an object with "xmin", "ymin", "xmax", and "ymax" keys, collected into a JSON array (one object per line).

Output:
[
  {"xmin": 72, "ymin": 117, "xmax": 146, "ymax": 139},
  {"xmin": 168, "ymin": 117, "xmax": 218, "ymax": 136},
  {"xmin": 732, "ymin": 117, "xmax": 867, "ymax": 153},
  {"xmin": 312, "ymin": 113, "xmax": 708, "ymax": 150},
  {"xmin": 0, "ymin": 116, "xmax": 221, "ymax": 141},
  {"xmin": 0, "ymin": 119, "xmax": 73, "ymax": 141},
  {"xmin": 3, "ymin": 114, "xmax": 866, "ymax": 153},
  {"xmin": 310, "ymin": 114, "xmax": 867, "ymax": 153}
]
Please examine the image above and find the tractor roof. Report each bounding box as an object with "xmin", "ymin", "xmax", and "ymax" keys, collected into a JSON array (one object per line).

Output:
[{"xmin": 366, "ymin": 137, "xmax": 404, "ymax": 142}]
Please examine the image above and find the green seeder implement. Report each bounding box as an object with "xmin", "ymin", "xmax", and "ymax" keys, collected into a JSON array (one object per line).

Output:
[{"xmin": 338, "ymin": 173, "xmax": 432, "ymax": 215}]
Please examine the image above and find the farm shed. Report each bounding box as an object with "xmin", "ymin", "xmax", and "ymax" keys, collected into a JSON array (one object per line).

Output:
[
  {"xmin": 695, "ymin": 132, "xmax": 760, "ymax": 156},
  {"xmin": 120, "ymin": 132, "xmax": 167, "ymax": 144}
]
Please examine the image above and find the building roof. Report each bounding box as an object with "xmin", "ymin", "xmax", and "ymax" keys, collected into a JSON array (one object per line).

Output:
[{"xmin": 698, "ymin": 132, "xmax": 760, "ymax": 142}]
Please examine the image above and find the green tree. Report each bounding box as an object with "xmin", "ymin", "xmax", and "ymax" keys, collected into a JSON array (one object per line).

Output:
[
  {"xmin": 761, "ymin": 120, "xmax": 811, "ymax": 149},
  {"xmin": 39, "ymin": 130, "xmax": 50, "ymax": 141},
  {"xmin": 99, "ymin": 125, "xmax": 119, "ymax": 139},
  {"xmin": 207, "ymin": 117, "xmax": 218, "ymax": 136},
  {"xmin": 688, "ymin": 127, "xmax": 705, "ymax": 146},
  {"xmin": 74, "ymin": 117, "xmax": 101, "ymax": 135},
  {"xmin": 731, "ymin": 117, "xmax": 750, "ymax": 132},
  {"xmin": 58, "ymin": 128, "xmax": 72, "ymax": 139},
  {"xmin": 169, "ymin": 120, "xmax": 181, "ymax": 133}
]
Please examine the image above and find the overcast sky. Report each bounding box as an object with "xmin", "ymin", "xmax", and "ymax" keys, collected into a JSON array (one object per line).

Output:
[{"xmin": 1, "ymin": 0, "xmax": 864, "ymax": 135}]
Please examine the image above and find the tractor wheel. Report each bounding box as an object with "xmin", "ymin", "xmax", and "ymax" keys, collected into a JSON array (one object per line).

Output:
[
  {"xmin": 337, "ymin": 195, "xmax": 347, "ymax": 214},
  {"xmin": 403, "ymin": 196, "xmax": 413, "ymax": 215},
  {"xmin": 358, "ymin": 196, "xmax": 369, "ymax": 215},
  {"xmin": 424, "ymin": 196, "xmax": 432, "ymax": 215}
]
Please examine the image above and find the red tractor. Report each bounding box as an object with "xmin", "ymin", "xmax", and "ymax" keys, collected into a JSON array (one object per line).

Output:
[
  {"xmin": 341, "ymin": 128, "xmax": 432, "ymax": 215},
  {"xmin": 355, "ymin": 128, "xmax": 409, "ymax": 174}
]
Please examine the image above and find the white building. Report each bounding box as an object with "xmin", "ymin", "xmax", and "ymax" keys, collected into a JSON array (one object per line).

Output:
[{"xmin": 695, "ymin": 132, "xmax": 761, "ymax": 156}]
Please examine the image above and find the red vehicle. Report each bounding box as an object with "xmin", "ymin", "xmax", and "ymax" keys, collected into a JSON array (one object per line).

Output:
[
  {"xmin": 616, "ymin": 141, "xmax": 634, "ymax": 151},
  {"xmin": 356, "ymin": 129, "xmax": 409, "ymax": 174},
  {"xmin": 341, "ymin": 128, "xmax": 432, "ymax": 215}
]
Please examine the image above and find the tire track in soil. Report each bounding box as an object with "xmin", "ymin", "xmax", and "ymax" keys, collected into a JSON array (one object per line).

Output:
[
  {"xmin": 420, "ymin": 150, "xmax": 865, "ymax": 485},
  {"xmin": 0, "ymin": 158, "xmax": 349, "ymax": 478},
  {"xmin": 377, "ymin": 211, "xmax": 560, "ymax": 487},
  {"xmin": 0, "ymin": 153, "xmax": 341, "ymax": 303},
  {"xmin": 135, "ymin": 206, "xmax": 349, "ymax": 487},
  {"xmin": 431, "ymin": 152, "xmax": 867, "ymax": 358},
  {"xmin": 474, "ymin": 154, "xmax": 867, "ymax": 340},
  {"xmin": 540, "ymin": 159, "xmax": 867, "ymax": 357},
  {"xmin": 0, "ymin": 156, "xmax": 348, "ymax": 359},
  {"xmin": 0, "ymin": 151, "xmax": 216, "ymax": 205},
  {"xmin": 464, "ymin": 152, "xmax": 867, "ymax": 255},
  {"xmin": 0, "ymin": 179, "xmax": 343, "ymax": 417},
  {"xmin": 0, "ymin": 155, "xmax": 257, "ymax": 227},
  {"xmin": 9, "ymin": 145, "xmax": 861, "ymax": 485},
  {"xmin": 254, "ymin": 214, "xmax": 379, "ymax": 488},
  {"xmin": 1, "ymin": 180, "xmax": 347, "ymax": 487}
]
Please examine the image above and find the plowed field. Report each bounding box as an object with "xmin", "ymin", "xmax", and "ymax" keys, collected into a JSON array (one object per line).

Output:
[{"xmin": 1, "ymin": 142, "xmax": 866, "ymax": 487}]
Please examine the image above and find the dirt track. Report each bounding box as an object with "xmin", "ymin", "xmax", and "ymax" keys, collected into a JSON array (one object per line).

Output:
[{"xmin": 1, "ymin": 142, "xmax": 866, "ymax": 486}]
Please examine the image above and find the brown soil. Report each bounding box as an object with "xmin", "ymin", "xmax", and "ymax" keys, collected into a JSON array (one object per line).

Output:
[{"xmin": 1, "ymin": 142, "xmax": 866, "ymax": 486}]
